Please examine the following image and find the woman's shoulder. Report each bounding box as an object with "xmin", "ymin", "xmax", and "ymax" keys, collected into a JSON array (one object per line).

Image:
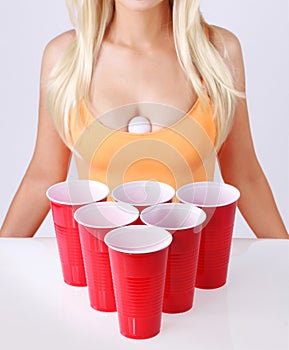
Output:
[
  {"xmin": 207, "ymin": 25, "xmax": 245, "ymax": 86},
  {"xmin": 208, "ymin": 25, "xmax": 243, "ymax": 62},
  {"xmin": 41, "ymin": 30, "xmax": 76, "ymax": 72},
  {"xmin": 46, "ymin": 30, "xmax": 76, "ymax": 50}
]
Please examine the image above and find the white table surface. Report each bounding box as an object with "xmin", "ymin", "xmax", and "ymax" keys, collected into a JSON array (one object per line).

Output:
[{"xmin": 0, "ymin": 238, "xmax": 288, "ymax": 350}]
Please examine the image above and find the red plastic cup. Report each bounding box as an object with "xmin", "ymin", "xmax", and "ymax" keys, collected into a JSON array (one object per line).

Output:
[
  {"xmin": 104, "ymin": 225, "xmax": 172, "ymax": 339},
  {"xmin": 112, "ymin": 181, "xmax": 175, "ymax": 224},
  {"xmin": 46, "ymin": 180, "xmax": 109, "ymax": 286},
  {"xmin": 74, "ymin": 202, "xmax": 139, "ymax": 312},
  {"xmin": 176, "ymin": 181, "xmax": 240, "ymax": 289},
  {"xmin": 140, "ymin": 203, "xmax": 206, "ymax": 313}
]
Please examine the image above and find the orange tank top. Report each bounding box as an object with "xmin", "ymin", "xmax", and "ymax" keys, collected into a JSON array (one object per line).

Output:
[{"xmin": 69, "ymin": 97, "xmax": 217, "ymax": 192}]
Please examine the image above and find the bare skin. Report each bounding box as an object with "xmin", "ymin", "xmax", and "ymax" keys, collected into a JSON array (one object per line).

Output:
[{"xmin": 0, "ymin": 0, "xmax": 288, "ymax": 238}]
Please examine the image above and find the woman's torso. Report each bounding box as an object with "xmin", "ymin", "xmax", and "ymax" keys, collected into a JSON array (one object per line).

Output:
[{"xmin": 69, "ymin": 31, "xmax": 217, "ymax": 192}]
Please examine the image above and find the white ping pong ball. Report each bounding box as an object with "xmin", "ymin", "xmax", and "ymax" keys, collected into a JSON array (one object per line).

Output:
[{"xmin": 128, "ymin": 116, "xmax": 152, "ymax": 134}]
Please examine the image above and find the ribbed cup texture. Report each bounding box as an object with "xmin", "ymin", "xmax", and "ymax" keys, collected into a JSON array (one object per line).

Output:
[
  {"xmin": 78, "ymin": 225, "xmax": 116, "ymax": 311},
  {"xmin": 163, "ymin": 229, "xmax": 201, "ymax": 313},
  {"xmin": 81, "ymin": 248, "xmax": 116, "ymax": 311},
  {"xmin": 196, "ymin": 203, "xmax": 237, "ymax": 289},
  {"xmin": 109, "ymin": 248, "xmax": 168, "ymax": 339},
  {"xmin": 50, "ymin": 201, "xmax": 86, "ymax": 286},
  {"xmin": 54, "ymin": 223, "xmax": 87, "ymax": 286},
  {"xmin": 115, "ymin": 273, "xmax": 165, "ymax": 317}
]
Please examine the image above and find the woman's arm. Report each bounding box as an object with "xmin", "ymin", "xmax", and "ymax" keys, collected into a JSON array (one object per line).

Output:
[
  {"xmin": 211, "ymin": 26, "xmax": 288, "ymax": 239},
  {"xmin": 0, "ymin": 32, "xmax": 74, "ymax": 238}
]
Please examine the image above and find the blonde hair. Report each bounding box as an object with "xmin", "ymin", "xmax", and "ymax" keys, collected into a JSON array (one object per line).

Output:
[{"xmin": 47, "ymin": 0, "xmax": 243, "ymax": 149}]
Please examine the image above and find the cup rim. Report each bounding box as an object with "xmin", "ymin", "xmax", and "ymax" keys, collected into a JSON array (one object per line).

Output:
[
  {"xmin": 104, "ymin": 225, "xmax": 172, "ymax": 254},
  {"xmin": 176, "ymin": 181, "xmax": 240, "ymax": 208},
  {"xmin": 74, "ymin": 201, "xmax": 139, "ymax": 229},
  {"xmin": 140, "ymin": 203, "xmax": 206, "ymax": 231},
  {"xmin": 111, "ymin": 180, "xmax": 175, "ymax": 206},
  {"xmin": 46, "ymin": 179, "xmax": 109, "ymax": 206}
]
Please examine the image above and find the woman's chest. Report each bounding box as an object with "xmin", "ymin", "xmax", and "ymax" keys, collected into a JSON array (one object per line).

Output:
[{"xmin": 87, "ymin": 42, "xmax": 197, "ymax": 131}]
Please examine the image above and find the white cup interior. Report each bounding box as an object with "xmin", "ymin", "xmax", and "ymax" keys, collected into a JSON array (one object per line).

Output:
[
  {"xmin": 46, "ymin": 180, "xmax": 109, "ymax": 205},
  {"xmin": 176, "ymin": 182, "xmax": 240, "ymax": 207},
  {"xmin": 74, "ymin": 202, "xmax": 139, "ymax": 228},
  {"xmin": 141, "ymin": 203, "xmax": 206, "ymax": 231},
  {"xmin": 112, "ymin": 181, "xmax": 175, "ymax": 206},
  {"xmin": 104, "ymin": 225, "xmax": 172, "ymax": 254}
]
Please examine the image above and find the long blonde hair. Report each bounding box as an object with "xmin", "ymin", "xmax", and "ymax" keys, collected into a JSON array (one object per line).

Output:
[{"xmin": 47, "ymin": 0, "xmax": 243, "ymax": 149}]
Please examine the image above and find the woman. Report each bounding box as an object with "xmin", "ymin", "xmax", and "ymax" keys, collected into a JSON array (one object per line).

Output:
[{"xmin": 0, "ymin": 0, "xmax": 288, "ymax": 238}]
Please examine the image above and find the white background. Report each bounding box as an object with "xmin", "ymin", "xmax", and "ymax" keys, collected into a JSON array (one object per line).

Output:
[{"xmin": 0, "ymin": 1, "xmax": 288, "ymax": 238}]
